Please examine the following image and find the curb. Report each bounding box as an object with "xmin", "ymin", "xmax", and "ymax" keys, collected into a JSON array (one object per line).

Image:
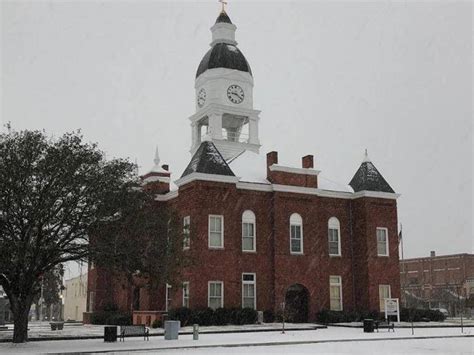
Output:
[{"xmin": 48, "ymin": 334, "xmax": 474, "ymax": 354}]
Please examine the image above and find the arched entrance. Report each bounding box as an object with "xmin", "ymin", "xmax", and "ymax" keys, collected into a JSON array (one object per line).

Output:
[{"xmin": 285, "ymin": 284, "xmax": 309, "ymax": 323}]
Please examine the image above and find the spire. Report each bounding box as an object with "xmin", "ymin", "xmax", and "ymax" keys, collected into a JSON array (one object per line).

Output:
[
  {"xmin": 153, "ymin": 146, "xmax": 160, "ymax": 167},
  {"xmin": 362, "ymin": 148, "xmax": 371, "ymax": 163},
  {"xmin": 150, "ymin": 145, "xmax": 167, "ymax": 173}
]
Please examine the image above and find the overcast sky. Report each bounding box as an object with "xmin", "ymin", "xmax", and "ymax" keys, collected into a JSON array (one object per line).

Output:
[{"xmin": 1, "ymin": 0, "xmax": 472, "ymax": 278}]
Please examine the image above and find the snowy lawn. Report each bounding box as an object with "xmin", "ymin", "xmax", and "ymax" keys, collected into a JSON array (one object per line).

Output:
[
  {"xmin": 131, "ymin": 338, "xmax": 474, "ymax": 355},
  {"xmin": 0, "ymin": 325, "xmax": 471, "ymax": 354}
]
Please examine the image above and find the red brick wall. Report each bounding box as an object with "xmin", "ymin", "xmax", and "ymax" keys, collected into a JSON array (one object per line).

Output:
[{"xmin": 86, "ymin": 179, "xmax": 400, "ymax": 322}]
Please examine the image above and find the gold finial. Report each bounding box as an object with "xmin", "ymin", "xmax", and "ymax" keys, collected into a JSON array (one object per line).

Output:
[{"xmin": 219, "ymin": 0, "xmax": 228, "ymax": 13}]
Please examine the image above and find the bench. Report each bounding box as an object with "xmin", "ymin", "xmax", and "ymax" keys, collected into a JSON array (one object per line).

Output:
[
  {"xmin": 119, "ymin": 325, "xmax": 149, "ymax": 341},
  {"xmin": 375, "ymin": 319, "xmax": 395, "ymax": 332}
]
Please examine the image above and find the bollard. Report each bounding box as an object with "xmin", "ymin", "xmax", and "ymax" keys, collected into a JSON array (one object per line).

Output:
[{"xmin": 193, "ymin": 324, "xmax": 199, "ymax": 340}]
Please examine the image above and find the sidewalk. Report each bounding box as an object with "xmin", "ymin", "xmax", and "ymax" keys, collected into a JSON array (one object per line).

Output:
[
  {"xmin": 0, "ymin": 322, "xmax": 323, "ymax": 342},
  {"xmin": 0, "ymin": 326, "xmax": 471, "ymax": 354}
]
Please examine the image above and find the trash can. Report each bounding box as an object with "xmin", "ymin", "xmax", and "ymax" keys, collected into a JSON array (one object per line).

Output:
[
  {"xmin": 104, "ymin": 325, "xmax": 118, "ymax": 342},
  {"xmin": 363, "ymin": 319, "xmax": 374, "ymax": 333},
  {"xmin": 257, "ymin": 311, "xmax": 264, "ymax": 324},
  {"xmin": 164, "ymin": 320, "xmax": 180, "ymax": 340}
]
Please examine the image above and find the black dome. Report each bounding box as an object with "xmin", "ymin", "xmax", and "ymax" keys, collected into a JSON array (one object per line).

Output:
[{"xmin": 196, "ymin": 43, "xmax": 252, "ymax": 78}]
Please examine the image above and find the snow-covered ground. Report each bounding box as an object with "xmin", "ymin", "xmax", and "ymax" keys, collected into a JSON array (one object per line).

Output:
[{"xmin": 0, "ymin": 325, "xmax": 471, "ymax": 354}]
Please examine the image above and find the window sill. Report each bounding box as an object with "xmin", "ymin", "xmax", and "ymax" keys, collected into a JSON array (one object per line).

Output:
[
  {"xmin": 329, "ymin": 254, "xmax": 342, "ymax": 257},
  {"xmin": 290, "ymin": 252, "xmax": 304, "ymax": 256},
  {"xmin": 377, "ymin": 254, "xmax": 390, "ymax": 257},
  {"xmin": 242, "ymin": 250, "xmax": 257, "ymax": 253},
  {"xmin": 209, "ymin": 247, "xmax": 224, "ymax": 250}
]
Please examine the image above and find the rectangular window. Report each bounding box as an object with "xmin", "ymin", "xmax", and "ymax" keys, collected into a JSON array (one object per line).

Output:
[
  {"xmin": 88, "ymin": 291, "xmax": 95, "ymax": 312},
  {"xmin": 377, "ymin": 228, "xmax": 389, "ymax": 256},
  {"xmin": 208, "ymin": 281, "xmax": 223, "ymax": 310},
  {"xmin": 329, "ymin": 276, "xmax": 343, "ymax": 311},
  {"xmin": 290, "ymin": 225, "xmax": 302, "ymax": 254},
  {"xmin": 209, "ymin": 215, "xmax": 224, "ymax": 248},
  {"xmin": 182, "ymin": 282, "xmax": 189, "ymax": 308},
  {"xmin": 242, "ymin": 273, "xmax": 256, "ymax": 309},
  {"xmin": 242, "ymin": 222, "xmax": 255, "ymax": 252},
  {"xmin": 328, "ymin": 228, "xmax": 340, "ymax": 255},
  {"xmin": 379, "ymin": 284, "xmax": 391, "ymax": 312},
  {"xmin": 183, "ymin": 216, "xmax": 190, "ymax": 250}
]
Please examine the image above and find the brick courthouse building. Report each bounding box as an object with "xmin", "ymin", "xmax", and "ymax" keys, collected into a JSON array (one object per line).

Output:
[{"xmin": 86, "ymin": 8, "xmax": 401, "ymax": 324}]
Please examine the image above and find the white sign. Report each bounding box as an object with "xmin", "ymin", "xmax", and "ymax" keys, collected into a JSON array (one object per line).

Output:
[{"xmin": 384, "ymin": 298, "xmax": 400, "ymax": 323}]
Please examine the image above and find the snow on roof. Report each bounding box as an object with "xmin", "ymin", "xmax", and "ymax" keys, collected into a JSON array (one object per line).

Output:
[{"xmin": 228, "ymin": 150, "xmax": 269, "ymax": 184}]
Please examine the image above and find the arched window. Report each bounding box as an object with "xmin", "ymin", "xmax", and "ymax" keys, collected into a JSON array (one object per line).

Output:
[
  {"xmin": 290, "ymin": 213, "xmax": 303, "ymax": 254},
  {"xmin": 242, "ymin": 210, "xmax": 256, "ymax": 252},
  {"xmin": 328, "ymin": 217, "xmax": 341, "ymax": 256}
]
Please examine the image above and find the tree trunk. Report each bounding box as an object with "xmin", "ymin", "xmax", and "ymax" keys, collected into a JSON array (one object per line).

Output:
[{"xmin": 12, "ymin": 302, "xmax": 30, "ymax": 343}]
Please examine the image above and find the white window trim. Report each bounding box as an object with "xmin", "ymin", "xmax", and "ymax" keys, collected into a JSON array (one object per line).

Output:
[
  {"xmin": 242, "ymin": 273, "xmax": 256, "ymax": 309},
  {"xmin": 290, "ymin": 214, "xmax": 304, "ymax": 255},
  {"xmin": 328, "ymin": 217, "xmax": 341, "ymax": 256},
  {"xmin": 208, "ymin": 215, "xmax": 224, "ymax": 249},
  {"xmin": 376, "ymin": 227, "xmax": 389, "ymax": 256},
  {"xmin": 242, "ymin": 211, "xmax": 256, "ymax": 253},
  {"xmin": 379, "ymin": 284, "xmax": 392, "ymax": 312},
  {"xmin": 208, "ymin": 281, "xmax": 224, "ymax": 309},
  {"xmin": 183, "ymin": 216, "xmax": 191, "ymax": 250},
  {"xmin": 165, "ymin": 283, "xmax": 172, "ymax": 312},
  {"xmin": 329, "ymin": 275, "xmax": 343, "ymax": 311},
  {"xmin": 182, "ymin": 282, "xmax": 189, "ymax": 307}
]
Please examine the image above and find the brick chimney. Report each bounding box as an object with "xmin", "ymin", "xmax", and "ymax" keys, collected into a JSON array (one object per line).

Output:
[
  {"xmin": 266, "ymin": 151, "xmax": 278, "ymax": 182},
  {"xmin": 302, "ymin": 155, "xmax": 314, "ymax": 169}
]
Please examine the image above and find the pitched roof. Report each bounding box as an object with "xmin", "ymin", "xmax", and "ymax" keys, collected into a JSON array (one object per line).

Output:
[
  {"xmin": 349, "ymin": 155, "xmax": 395, "ymax": 193},
  {"xmin": 181, "ymin": 141, "xmax": 235, "ymax": 178}
]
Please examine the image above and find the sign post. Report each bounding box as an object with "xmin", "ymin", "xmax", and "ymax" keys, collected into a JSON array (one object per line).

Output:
[
  {"xmin": 384, "ymin": 298, "xmax": 400, "ymax": 323},
  {"xmin": 280, "ymin": 302, "xmax": 286, "ymax": 334}
]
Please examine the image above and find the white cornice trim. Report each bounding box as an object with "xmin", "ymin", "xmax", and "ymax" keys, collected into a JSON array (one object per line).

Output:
[
  {"xmin": 173, "ymin": 174, "xmax": 399, "ymax": 200},
  {"xmin": 142, "ymin": 176, "xmax": 170, "ymax": 184},
  {"xmin": 269, "ymin": 164, "xmax": 321, "ymax": 176},
  {"xmin": 155, "ymin": 190, "xmax": 179, "ymax": 201},
  {"xmin": 352, "ymin": 190, "xmax": 401, "ymax": 200},
  {"xmin": 189, "ymin": 104, "xmax": 261, "ymax": 123},
  {"xmin": 175, "ymin": 172, "xmax": 240, "ymax": 187}
]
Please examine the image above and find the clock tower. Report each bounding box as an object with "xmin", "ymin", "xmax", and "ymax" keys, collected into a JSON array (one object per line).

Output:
[{"xmin": 189, "ymin": 8, "xmax": 261, "ymax": 161}]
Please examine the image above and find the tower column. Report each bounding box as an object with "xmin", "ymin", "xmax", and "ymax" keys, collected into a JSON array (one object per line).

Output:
[
  {"xmin": 249, "ymin": 116, "xmax": 259, "ymax": 145},
  {"xmin": 209, "ymin": 113, "xmax": 223, "ymax": 139},
  {"xmin": 191, "ymin": 122, "xmax": 200, "ymax": 149}
]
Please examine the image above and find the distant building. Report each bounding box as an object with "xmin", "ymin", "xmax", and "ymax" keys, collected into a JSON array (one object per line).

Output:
[
  {"xmin": 63, "ymin": 274, "xmax": 87, "ymax": 322},
  {"xmin": 400, "ymin": 252, "xmax": 474, "ymax": 315}
]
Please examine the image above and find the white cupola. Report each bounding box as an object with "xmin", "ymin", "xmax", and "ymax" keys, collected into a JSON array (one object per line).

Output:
[{"xmin": 188, "ymin": 6, "xmax": 261, "ymax": 161}]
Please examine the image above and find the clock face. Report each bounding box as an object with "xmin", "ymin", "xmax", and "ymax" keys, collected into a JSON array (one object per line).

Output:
[
  {"xmin": 227, "ymin": 85, "xmax": 244, "ymax": 104},
  {"xmin": 197, "ymin": 88, "xmax": 206, "ymax": 107}
]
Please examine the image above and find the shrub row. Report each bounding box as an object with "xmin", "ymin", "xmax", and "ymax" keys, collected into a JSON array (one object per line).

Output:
[
  {"xmin": 400, "ymin": 308, "xmax": 445, "ymax": 322},
  {"xmin": 167, "ymin": 307, "xmax": 258, "ymax": 327},
  {"xmin": 90, "ymin": 311, "xmax": 132, "ymax": 325},
  {"xmin": 316, "ymin": 309, "xmax": 382, "ymax": 324},
  {"xmin": 316, "ymin": 308, "xmax": 446, "ymax": 324}
]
